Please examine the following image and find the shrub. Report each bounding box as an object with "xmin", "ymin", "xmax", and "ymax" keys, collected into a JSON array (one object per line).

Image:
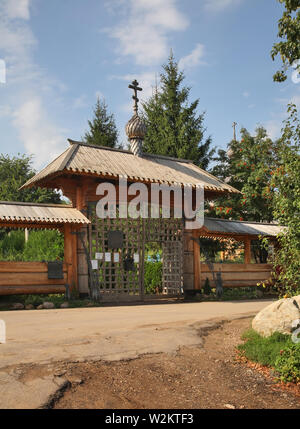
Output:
[
  {"xmin": 238, "ymin": 329, "xmax": 300, "ymax": 383},
  {"xmin": 23, "ymin": 230, "xmax": 64, "ymax": 261},
  {"xmin": 0, "ymin": 230, "xmax": 25, "ymax": 260},
  {"xmin": 274, "ymin": 344, "xmax": 300, "ymax": 383},
  {"xmin": 144, "ymin": 261, "xmax": 162, "ymax": 294}
]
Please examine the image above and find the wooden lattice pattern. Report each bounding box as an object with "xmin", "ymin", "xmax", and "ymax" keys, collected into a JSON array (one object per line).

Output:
[{"xmin": 88, "ymin": 204, "xmax": 183, "ymax": 300}]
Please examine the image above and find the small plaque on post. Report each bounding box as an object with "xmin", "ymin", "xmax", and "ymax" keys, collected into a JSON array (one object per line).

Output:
[
  {"xmin": 48, "ymin": 261, "xmax": 64, "ymax": 279},
  {"xmin": 107, "ymin": 231, "xmax": 124, "ymax": 249}
]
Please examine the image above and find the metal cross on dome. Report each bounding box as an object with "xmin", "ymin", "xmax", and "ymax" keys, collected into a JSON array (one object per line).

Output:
[{"xmin": 128, "ymin": 79, "xmax": 142, "ymax": 114}]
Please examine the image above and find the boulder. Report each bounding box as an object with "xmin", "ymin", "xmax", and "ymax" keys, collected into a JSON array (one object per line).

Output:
[
  {"xmin": 11, "ymin": 303, "xmax": 24, "ymax": 310},
  {"xmin": 252, "ymin": 295, "xmax": 300, "ymax": 337},
  {"xmin": 42, "ymin": 301, "xmax": 55, "ymax": 309}
]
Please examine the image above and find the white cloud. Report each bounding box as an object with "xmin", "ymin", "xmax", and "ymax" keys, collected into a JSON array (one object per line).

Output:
[
  {"xmin": 4, "ymin": 0, "xmax": 30, "ymax": 20},
  {"xmin": 107, "ymin": 0, "xmax": 189, "ymax": 66},
  {"xmin": 0, "ymin": 0, "xmax": 66, "ymax": 167},
  {"xmin": 178, "ymin": 44, "xmax": 205, "ymax": 70},
  {"xmin": 204, "ymin": 0, "xmax": 242, "ymax": 12},
  {"xmin": 242, "ymin": 91, "xmax": 250, "ymax": 98},
  {"xmin": 13, "ymin": 97, "xmax": 65, "ymax": 168},
  {"xmin": 264, "ymin": 120, "xmax": 282, "ymax": 140}
]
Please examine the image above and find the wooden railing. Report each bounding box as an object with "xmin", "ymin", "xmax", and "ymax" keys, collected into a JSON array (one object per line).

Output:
[
  {"xmin": 0, "ymin": 261, "xmax": 67, "ymax": 295},
  {"xmin": 199, "ymin": 263, "xmax": 273, "ymax": 288}
]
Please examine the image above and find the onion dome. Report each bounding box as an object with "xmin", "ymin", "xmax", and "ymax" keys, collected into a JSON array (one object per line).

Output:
[{"xmin": 125, "ymin": 114, "xmax": 147, "ymax": 140}]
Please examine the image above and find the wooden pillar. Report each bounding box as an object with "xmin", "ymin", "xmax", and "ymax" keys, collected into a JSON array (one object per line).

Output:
[
  {"xmin": 193, "ymin": 230, "xmax": 201, "ymax": 290},
  {"xmin": 64, "ymin": 224, "xmax": 78, "ymax": 293},
  {"xmin": 244, "ymin": 237, "xmax": 251, "ymax": 264}
]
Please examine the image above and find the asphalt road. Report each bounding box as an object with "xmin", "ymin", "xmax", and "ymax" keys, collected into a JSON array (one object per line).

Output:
[{"xmin": 0, "ymin": 300, "xmax": 274, "ymax": 369}]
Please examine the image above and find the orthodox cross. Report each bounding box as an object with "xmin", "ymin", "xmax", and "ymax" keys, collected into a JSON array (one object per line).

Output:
[
  {"xmin": 232, "ymin": 122, "xmax": 237, "ymax": 141},
  {"xmin": 128, "ymin": 79, "xmax": 142, "ymax": 114}
]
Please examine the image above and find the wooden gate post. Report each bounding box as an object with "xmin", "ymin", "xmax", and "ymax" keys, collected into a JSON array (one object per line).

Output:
[
  {"xmin": 193, "ymin": 230, "xmax": 201, "ymax": 290},
  {"xmin": 64, "ymin": 224, "xmax": 78, "ymax": 294},
  {"xmin": 244, "ymin": 237, "xmax": 251, "ymax": 264}
]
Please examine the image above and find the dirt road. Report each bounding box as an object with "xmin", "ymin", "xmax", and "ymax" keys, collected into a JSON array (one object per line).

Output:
[{"xmin": 53, "ymin": 318, "xmax": 300, "ymax": 409}]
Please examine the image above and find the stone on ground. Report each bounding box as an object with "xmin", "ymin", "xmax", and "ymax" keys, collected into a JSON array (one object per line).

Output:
[
  {"xmin": 42, "ymin": 302, "xmax": 55, "ymax": 309},
  {"xmin": 11, "ymin": 303, "xmax": 24, "ymax": 310},
  {"xmin": 252, "ymin": 295, "xmax": 300, "ymax": 337}
]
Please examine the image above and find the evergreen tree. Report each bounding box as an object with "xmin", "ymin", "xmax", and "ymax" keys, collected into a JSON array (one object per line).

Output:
[
  {"xmin": 83, "ymin": 98, "xmax": 118, "ymax": 148},
  {"xmin": 142, "ymin": 53, "xmax": 214, "ymax": 169}
]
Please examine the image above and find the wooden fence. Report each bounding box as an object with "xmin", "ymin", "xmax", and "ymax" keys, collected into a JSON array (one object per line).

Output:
[
  {"xmin": 199, "ymin": 263, "xmax": 273, "ymax": 288},
  {"xmin": 0, "ymin": 261, "xmax": 67, "ymax": 295}
]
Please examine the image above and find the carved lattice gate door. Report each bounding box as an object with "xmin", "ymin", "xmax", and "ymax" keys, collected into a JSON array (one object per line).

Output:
[
  {"xmin": 88, "ymin": 203, "xmax": 183, "ymax": 301},
  {"xmin": 145, "ymin": 218, "xmax": 183, "ymax": 295}
]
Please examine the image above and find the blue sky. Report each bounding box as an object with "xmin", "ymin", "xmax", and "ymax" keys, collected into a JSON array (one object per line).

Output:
[{"xmin": 0, "ymin": 0, "xmax": 299, "ymax": 170}]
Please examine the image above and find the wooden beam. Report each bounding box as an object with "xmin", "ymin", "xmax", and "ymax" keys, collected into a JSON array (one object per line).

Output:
[
  {"xmin": 0, "ymin": 285, "xmax": 66, "ymax": 296},
  {"xmin": 193, "ymin": 230, "xmax": 201, "ymax": 290},
  {"xmin": 244, "ymin": 237, "xmax": 252, "ymax": 264},
  {"xmin": 64, "ymin": 224, "xmax": 78, "ymax": 294}
]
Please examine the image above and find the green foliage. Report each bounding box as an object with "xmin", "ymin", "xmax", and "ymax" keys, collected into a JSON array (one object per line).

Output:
[
  {"xmin": 271, "ymin": 0, "xmax": 300, "ymax": 82},
  {"xmin": 0, "ymin": 230, "xmax": 25, "ymax": 261},
  {"xmin": 144, "ymin": 261, "xmax": 162, "ymax": 294},
  {"xmin": 239, "ymin": 329, "xmax": 300, "ymax": 383},
  {"xmin": 23, "ymin": 230, "xmax": 64, "ymax": 261},
  {"xmin": 263, "ymin": 105, "xmax": 300, "ymax": 296},
  {"xmin": 0, "ymin": 154, "xmax": 61, "ymax": 203},
  {"xmin": 274, "ymin": 343, "xmax": 300, "ymax": 383},
  {"xmin": 6, "ymin": 294, "xmax": 98, "ymax": 309},
  {"xmin": 142, "ymin": 52, "xmax": 215, "ymax": 169},
  {"xmin": 203, "ymin": 278, "xmax": 211, "ymax": 295},
  {"xmin": 222, "ymin": 287, "xmax": 263, "ymax": 301},
  {"xmin": 0, "ymin": 230, "xmax": 64, "ymax": 262},
  {"xmin": 238, "ymin": 329, "xmax": 293, "ymax": 366},
  {"xmin": 83, "ymin": 98, "xmax": 119, "ymax": 148},
  {"xmin": 210, "ymin": 127, "xmax": 278, "ymax": 223}
]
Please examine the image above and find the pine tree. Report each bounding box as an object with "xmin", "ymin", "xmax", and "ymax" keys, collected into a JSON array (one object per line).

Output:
[
  {"xmin": 142, "ymin": 53, "xmax": 214, "ymax": 169},
  {"xmin": 83, "ymin": 98, "xmax": 118, "ymax": 148}
]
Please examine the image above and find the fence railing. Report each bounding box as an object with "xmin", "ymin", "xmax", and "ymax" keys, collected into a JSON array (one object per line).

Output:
[
  {"xmin": 0, "ymin": 261, "xmax": 67, "ymax": 295},
  {"xmin": 200, "ymin": 263, "xmax": 273, "ymax": 288}
]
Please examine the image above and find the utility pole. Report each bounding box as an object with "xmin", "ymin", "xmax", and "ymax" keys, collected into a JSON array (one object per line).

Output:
[{"xmin": 232, "ymin": 122, "xmax": 237, "ymax": 141}]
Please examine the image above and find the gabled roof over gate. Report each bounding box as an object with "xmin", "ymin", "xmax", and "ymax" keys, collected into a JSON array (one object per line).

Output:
[
  {"xmin": 0, "ymin": 201, "xmax": 90, "ymax": 226},
  {"xmin": 21, "ymin": 140, "xmax": 240, "ymax": 194}
]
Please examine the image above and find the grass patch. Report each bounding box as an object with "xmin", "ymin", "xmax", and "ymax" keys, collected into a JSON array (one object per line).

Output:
[{"xmin": 238, "ymin": 329, "xmax": 300, "ymax": 383}]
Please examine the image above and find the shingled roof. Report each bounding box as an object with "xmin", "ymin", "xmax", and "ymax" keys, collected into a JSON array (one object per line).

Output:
[
  {"xmin": 21, "ymin": 140, "xmax": 240, "ymax": 194},
  {"xmin": 201, "ymin": 217, "xmax": 284, "ymax": 237},
  {"xmin": 0, "ymin": 201, "xmax": 90, "ymax": 226}
]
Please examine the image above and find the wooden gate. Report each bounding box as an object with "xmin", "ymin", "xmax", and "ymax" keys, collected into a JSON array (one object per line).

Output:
[{"xmin": 88, "ymin": 204, "xmax": 183, "ymax": 301}]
